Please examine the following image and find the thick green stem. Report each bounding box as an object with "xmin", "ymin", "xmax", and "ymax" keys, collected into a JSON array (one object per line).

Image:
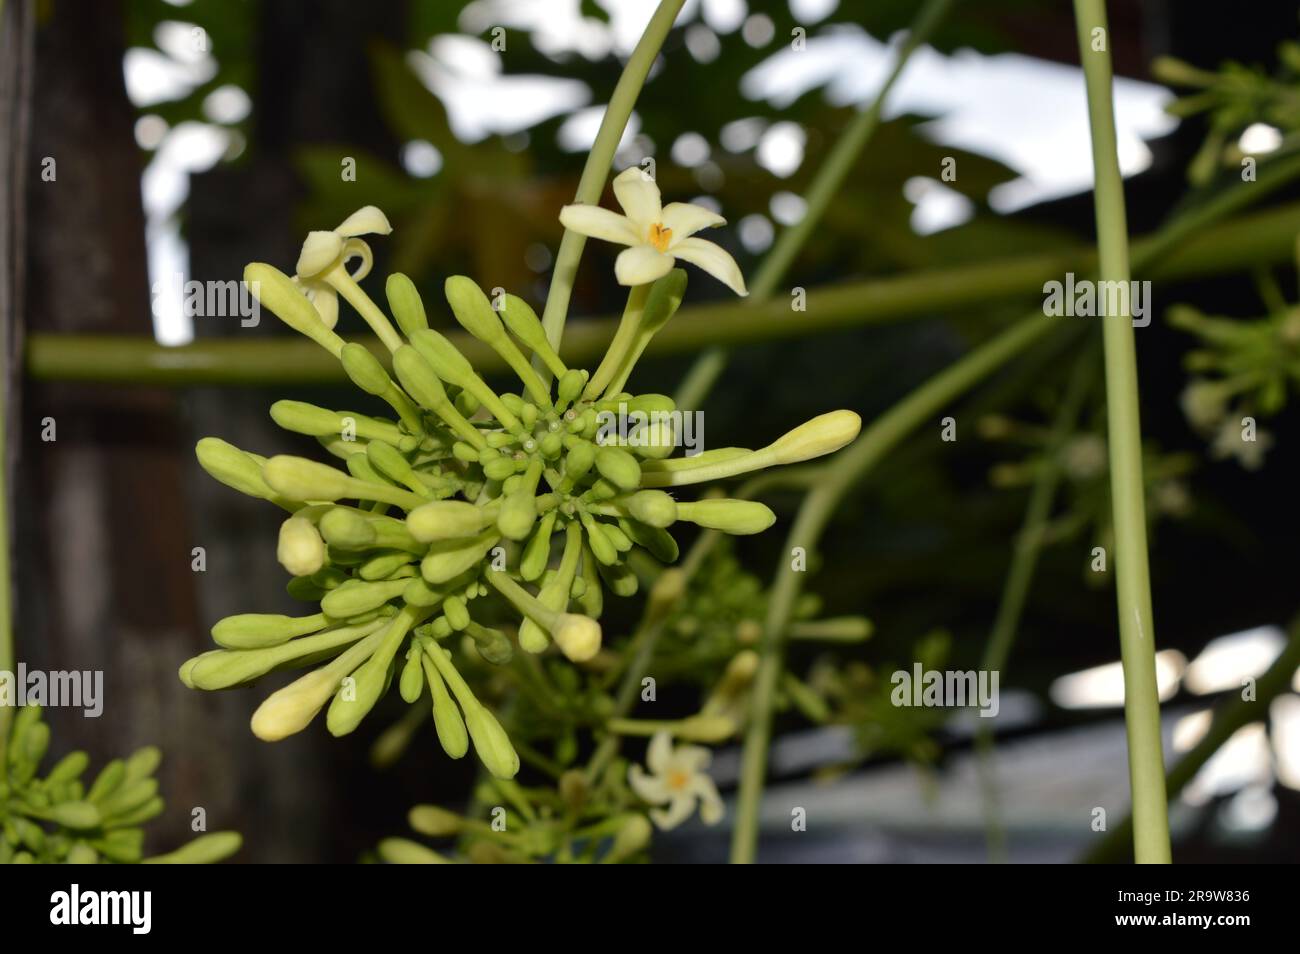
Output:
[
  {"xmin": 25, "ymin": 198, "xmax": 1300, "ymax": 388},
  {"xmin": 976, "ymin": 342, "xmax": 1098, "ymax": 862},
  {"xmin": 1082, "ymin": 614, "xmax": 1300, "ymax": 863},
  {"xmin": 539, "ymin": 0, "xmax": 686, "ymax": 362},
  {"xmin": 1074, "ymin": 0, "xmax": 1170, "ymax": 864}
]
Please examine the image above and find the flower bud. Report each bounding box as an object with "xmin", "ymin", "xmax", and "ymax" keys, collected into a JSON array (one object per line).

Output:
[
  {"xmin": 143, "ymin": 831, "xmax": 242, "ymax": 865},
  {"xmin": 408, "ymin": 804, "xmax": 463, "ymax": 837},
  {"xmin": 595, "ymin": 446, "xmax": 641, "ymax": 490},
  {"xmin": 277, "ymin": 517, "xmax": 327, "ymax": 576},
  {"xmin": 407, "ymin": 500, "xmax": 489, "ymax": 542},
  {"xmin": 212, "ymin": 612, "xmax": 325, "ymax": 649},
  {"xmin": 340, "ymin": 342, "xmax": 394, "ymax": 397},
  {"xmin": 606, "ymin": 814, "xmax": 652, "ymax": 863},
  {"xmin": 675, "ymin": 713, "xmax": 736, "ymax": 743},
  {"xmin": 410, "ymin": 329, "xmax": 476, "ymax": 389},
  {"xmin": 766, "ymin": 410, "xmax": 862, "ymax": 465},
  {"xmin": 318, "ymin": 508, "xmax": 377, "ymax": 549},
  {"xmin": 557, "ymin": 368, "xmax": 588, "ymax": 408},
  {"xmin": 320, "ymin": 578, "xmax": 407, "ymax": 618},
  {"xmin": 551, "ymin": 613, "xmax": 602, "ymax": 662},
  {"xmin": 196, "ymin": 438, "xmax": 280, "ymax": 502},
  {"xmin": 245, "ymin": 263, "xmax": 344, "ymax": 355},
  {"xmin": 420, "ymin": 531, "xmax": 500, "ymax": 584},
  {"xmin": 463, "ymin": 705, "xmax": 520, "ymax": 779},
  {"xmin": 675, "ymin": 498, "xmax": 775, "ymax": 535},
  {"xmin": 263, "ymin": 455, "xmax": 355, "ymax": 502},
  {"xmin": 621, "ymin": 490, "xmax": 676, "ymax": 527},
  {"xmin": 386, "ymin": 272, "xmax": 429, "ymax": 337},
  {"xmin": 377, "ymin": 838, "xmax": 450, "ymax": 864}
]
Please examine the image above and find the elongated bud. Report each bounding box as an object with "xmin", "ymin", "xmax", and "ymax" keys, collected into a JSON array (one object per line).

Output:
[
  {"xmin": 619, "ymin": 517, "xmax": 678, "ymax": 563},
  {"xmin": 408, "ymin": 804, "xmax": 463, "ymax": 836},
  {"xmin": 143, "ymin": 831, "xmax": 242, "ymax": 865},
  {"xmin": 606, "ymin": 814, "xmax": 653, "ymax": 863},
  {"xmin": 386, "ymin": 272, "xmax": 429, "ymax": 337},
  {"xmin": 675, "ymin": 713, "xmax": 736, "ymax": 743},
  {"xmin": 464, "ymin": 705, "xmax": 520, "ymax": 779},
  {"xmin": 277, "ymin": 517, "xmax": 326, "ymax": 576},
  {"xmin": 557, "ymin": 368, "xmax": 587, "ymax": 408},
  {"xmin": 466, "ymin": 622, "xmax": 513, "ymax": 665},
  {"xmin": 320, "ymin": 578, "xmax": 406, "ymax": 617},
  {"xmin": 766, "ymin": 410, "xmax": 862, "ymax": 465},
  {"xmin": 408, "ymin": 500, "xmax": 492, "ymax": 542},
  {"xmin": 500, "ymin": 294, "xmax": 566, "ymax": 377},
  {"xmin": 410, "ymin": 329, "xmax": 475, "ymax": 388},
  {"xmin": 318, "ymin": 508, "xmax": 377, "ymax": 549},
  {"xmin": 399, "ymin": 646, "xmax": 425, "ymax": 703},
  {"xmin": 676, "ymin": 499, "xmax": 775, "ymax": 535},
  {"xmin": 340, "ymin": 342, "xmax": 394, "ymax": 396},
  {"xmin": 196, "ymin": 438, "xmax": 282, "ymax": 503},
  {"xmin": 552, "ymin": 613, "xmax": 602, "ymax": 662},
  {"xmin": 270, "ymin": 400, "xmax": 403, "ymax": 445},
  {"xmin": 264, "ymin": 455, "xmax": 423, "ymax": 509},
  {"xmin": 326, "ymin": 613, "xmax": 414, "ymax": 736},
  {"xmin": 245, "ymin": 263, "xmax": 344, "ymax": 355},
  {"xmin": 377, "ymin": 838, "xmax": 451, "ymax": 864},
  {"xmin": 594, "ymin": 446, "xmax": 641, "ymax": 490},
  {"xmin": 445, "ymin": 276, "xmax": 507, "ymax": 344},
  {"xmin": 421, "ymin": 648, "xmax": 469, "ymax": 759},
  {"xmin": 190, "ymin": 619, "xmax": 385, "ymax": 690},
  {"xmin": 520, "ymin": 510, "xmax": 557, "ymax": 581},
  {"xmin": 211, "ymin": 612, "xmax": 325, "ymax": 649},
  {"xmin": 48, "ymin": 800, "xmax": 101, "ymax": 829},
  {"xmin": 565, "ymin": 440, "xmax": 596, "ymax": 482}
]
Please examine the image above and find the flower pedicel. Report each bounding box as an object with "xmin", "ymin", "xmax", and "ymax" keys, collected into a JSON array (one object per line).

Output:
[{"xmin": 183, "ymin": 182, "xmax": 860, "ymax": 782}]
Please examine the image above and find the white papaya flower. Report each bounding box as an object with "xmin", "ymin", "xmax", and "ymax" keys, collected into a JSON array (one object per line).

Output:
[
  {"xmin": 293, "ymin": 206, "xmax": 393, "ymax": 328},
  {"xmin": 627, "ymin": 730, "xmax": 725, "ymax": 830},
  {"xmin": 560, "ymin": 168, "xmax": 748, "ymax": 296}
]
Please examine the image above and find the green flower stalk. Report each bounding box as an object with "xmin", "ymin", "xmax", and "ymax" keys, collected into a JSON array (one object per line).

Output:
[{"xmin": 184, "ymin": 188, "xmax": 860, "ymax": 781}]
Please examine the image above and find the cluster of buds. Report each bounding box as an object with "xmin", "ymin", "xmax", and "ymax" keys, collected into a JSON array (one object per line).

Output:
[
  {"xmin": 182, "ymin": 187, "xmax": 860, "ymax": 781},
  {"xmin": 1, "ymin": 706, "xmax": 240, "ymax": 864}
]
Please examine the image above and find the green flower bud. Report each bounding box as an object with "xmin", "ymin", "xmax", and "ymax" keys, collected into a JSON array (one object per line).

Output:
[
  {"xmin": 420, "ymin": 647, "xmax": 469, "ymax": 759},
  {"xmin": 577, "ymin": 546, "xmax": 604, "ymax": 618},
  {"xmin": 420, "ymin": 530, "xmax": 500, "ymax": 584},
  {"xmin": 399, "ymin": 646, "xmax": 425, "ymax": 704},
  {"xmin": 579, "ymin": 511, "xmax": 618, "ymax": 565},
  {"xmin": 483, "ymin": 455, "xmax": 517, "ymax": 481},
  {"xmin": 519, "ymin": 511, "xmax": 557, "ymax": 581},
  {"xmin": 318, "ymin": 508, "xmax": 377, "ymax": 549},
  {"xmin": 407, "ymin": 499, "xmax": 492, "ymax": 542},
  {"xmin": 320, "ymin": 578, "xmax": 408, "ymax": 617},
  {"xmin": 557, "ymin": 368, "xmax": 587, "ymax": 409},
  {"xmin": 143, "ymin": 832, "xmax": 242, "ymax": 865},
  {"xmin": 606, "ymin": 814, "xmax": 652, "ymax": 863},
  {"xmin": 621, "ymin": 490, "xmax": 676, "ymax": 527},
  {"xmin": 676, "ymin": 499, "xmax": 775, "ymax": 535},
  {"xmin": 48, "ymin": 800, "xmax": 101, "ymax": 829},
  {"xmin": 377, "ymin": 837, "xmax": 451, "ymax": 864},
  {"xmin": 407, "ymin": 804, "xmax": 463, "ymax": 837},
  {"xmin": 245, "ymin": 262, "xmax": 344, "ymax": 356},
  {"xmin": 675, "ymin": 713, "xmax": 736, "ymax": 743},
  {"xmin": 409, "ymin": 329, "xmax": 476, "ymax": 389},
  {"xmin": 367, "ymin": 440, "xmax": 421, "ymax": 494},
  {"xmin": 277, "ymin": 517, "xmax": 327, "ymax": 576},
  {"xmin": 596, "ymin": 560, "xmax": 637, "ymax": 597},
  {"xmin": 46, "ymin": 750, "xmax": 90, "ymax": 784},
  {"xmin": 565, "ymin": 440, "xmax": 596, "ymax": 482},
  {"xmin": 595, "ymin": 446, "xmax": 641, "ymax": 490},
  {"xmin": 326, "ymin": 612, "xmax": 415, "ymax": 736},
  {"xmin": 386, "ymin": 272, "xmax": 429, "ymax": 337},
  {"xmin": 190, "ymin": 619, "xmax": 385, "ymax": 691},
  {"xmin": 212, "ymin": 612, "xmax": 326, "ymax": 649},
  {"xmin": 443, "ymin": 595, "xmax": 470, "ymax": 630},
  {"xmin": 629, "ymin": 419, "xmax": 675, "ymax": 460},
  {"xmin": 766, "ymin": 410, "xmax": 862, "ymax": 465},
  {"xmin": 340, "ymin": 342, "xmax": 394, "ymax": 397},
  {"xmin": 263, "ymin": 455, "xmax": 423, "ymax": 509},
  {"xmin": 500, "ymin": 294, "xmax": 567, "ymax": 378},
  {"xmin": 463, "ymin": 705, "xmax": 519, "ymax": 780},
  {"xmin": 358, "ymin": 550, "xmax": 415, "ymax": 581},
  {"xmin": 196, "ymin": 437, "xmax": 284, "ymax": 505},
  {"xmin": 465, "ymin": 622, "xmax": 512, "ymax": 665}
]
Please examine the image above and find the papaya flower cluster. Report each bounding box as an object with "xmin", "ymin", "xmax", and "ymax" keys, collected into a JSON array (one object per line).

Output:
[
  {"xmin": 1, "ymin": 706, "xmax": 241, "ymax": 864},
  {"xmin": 182, "ymin": 178, "xmax": 860, "ymax": 783}
]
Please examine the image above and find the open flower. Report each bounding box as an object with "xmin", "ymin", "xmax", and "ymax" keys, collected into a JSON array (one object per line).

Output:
[
  {"xmin": 560, "ymin": 167, "xmax": 747, "ymax": 296},
  {"xmin": 293, "ymin": 206, "xmax": 392, "ymax": 328},
  {"xmin": 627, "ymin": 730, "xmax": 725, "ymax": 830}
]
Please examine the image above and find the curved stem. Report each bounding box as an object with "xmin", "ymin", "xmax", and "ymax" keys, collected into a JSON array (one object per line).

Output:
[
  {"xmin": 539, "ymin": 0, "xmax": 686, "ymax": 362},
  {"xmin": 1074, "ymin": 0, "xmax": 1170, "ymax": 864}
]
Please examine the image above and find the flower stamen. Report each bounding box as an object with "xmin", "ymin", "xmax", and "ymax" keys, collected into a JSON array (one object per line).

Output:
[{"xmin": 648, "ymin": 223, "xmax": 672, "ymax": 252}]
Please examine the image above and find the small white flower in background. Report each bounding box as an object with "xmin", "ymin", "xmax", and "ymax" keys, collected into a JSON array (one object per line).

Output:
[
  {"xmin": 1210, "ymin": 414, "xmax": 1273, "ymax": 470},
  {"xmin": 560, "ymin": 167, "xmax": 748, "ymax": 296},
  {"xmin": 293, "ymin": 206, "xmax": 393, "ymax": 328},
  {"xmin": 628, "ymin": 730, "xmax": 725, "ymax": 830}
]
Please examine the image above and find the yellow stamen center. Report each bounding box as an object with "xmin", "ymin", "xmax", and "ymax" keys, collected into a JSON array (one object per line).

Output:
[
  {"xmin": 648, "ymin": 223, "xmax": 673, "ymax": 252},
  {"xmin": 667, "ymin": 769, "xmax": 691, "ymax": 792}
]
